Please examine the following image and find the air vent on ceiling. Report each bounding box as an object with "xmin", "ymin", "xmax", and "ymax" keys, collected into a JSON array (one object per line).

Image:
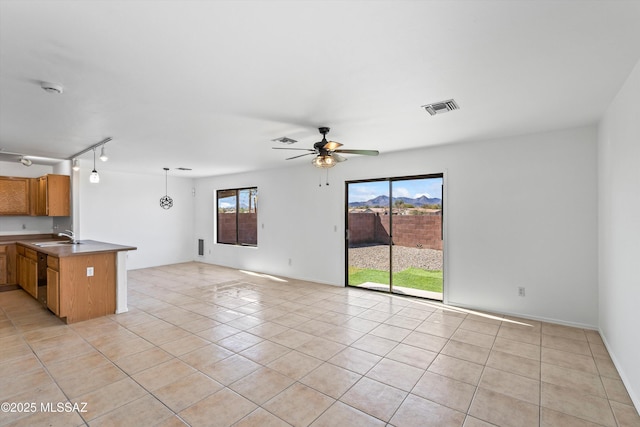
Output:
[
  {"xmin": 176, "ymin": 167, "xmax": 192, "ymax": 171},
  {"xmin": 421, "ymin": 99, "xmax": 459, "ymax": 116},
  {"xmin": 272, "ymin": 137, "xmax": 297, "ymax": 145}
]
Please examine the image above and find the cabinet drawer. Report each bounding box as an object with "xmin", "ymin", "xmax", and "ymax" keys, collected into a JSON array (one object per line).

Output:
[
  {"xmin": 47, "ymin": 256, "xmax": 59, "ymax": 270},
  {"xmin": 0, "ymin": 245, "xmax": 6, "ymax": 254},
  {"xmin": 25, "ymin": 248, "xmax": 37, "ymax": 261}
]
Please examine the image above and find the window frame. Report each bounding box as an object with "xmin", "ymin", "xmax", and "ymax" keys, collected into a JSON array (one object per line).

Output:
[{"xmin": 216, "ymin": 187, "xmax": 258, "ymax": 247}]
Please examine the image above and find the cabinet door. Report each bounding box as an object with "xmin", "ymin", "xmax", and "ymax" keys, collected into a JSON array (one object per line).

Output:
[
  {"xmin": 17, "ymin": 254, "xmax": 25, "ymax": 287},
  {"xmin": 20, "ymin": 257, "xmax": 37, "ymax": 298},
  {"xmin": 37, "ymin": 176, "xmax": 47, "ymax": 216},
  {"xmin": 0, "ymin": 177, "xmax": 30, "ymax": 215},
  {"xmin": 47, "ymin": 267, "xmax": 59, "ymax": 315},
  {"xmin": 0, "ymin": 254, "xmax": 6, "ymax": 286},
  {"xmin": 46, "ymin": 175, "xmax": 70, "ymax": 216},
  {"xmin": 29, "ymin": 178, "xmax": 38, "ymax": 216}
]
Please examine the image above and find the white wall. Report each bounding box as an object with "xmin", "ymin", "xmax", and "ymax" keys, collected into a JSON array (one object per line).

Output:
[
  {"xmin": 598, "ymin": 59, "xmax": 640, "ymax": 409},
  {"xmin": 0, "ymin": 161, "xmax": 55, "ymax": 235},
  {"xmin": 194, "ymin": 125, "xmax": 598, "ymax": 327},
  {"xmin": 77, "ymin": 162, "xmax": 195, "ymax": 270}
]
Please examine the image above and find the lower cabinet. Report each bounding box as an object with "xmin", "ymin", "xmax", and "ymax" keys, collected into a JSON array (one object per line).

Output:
[
  {"xmin": 0, "ymin": 245, "xmax": 8, "ymax": 285},
  {"xmin": 15, "ymin": 244, "xmax": 118, "ymax": 323},
  {"xmin": 17, "ymin": 247, "xmax": 37, "ymax": 298},
  {"xmin": 1, "ymin": 244, "xmax": 17, "ymax": 285},
  {"xmin": 46, "ymin": 255, "xmax": 60, "ymax": 316}
]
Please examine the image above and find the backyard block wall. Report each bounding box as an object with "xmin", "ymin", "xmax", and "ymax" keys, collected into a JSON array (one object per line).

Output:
[
  {"xmin": 218, "ymin": 212, "xmax": 257, "ymax": 245},
  {"xmin": 348, "ymin": 212, "xmax": 442, "ymax": 250}
]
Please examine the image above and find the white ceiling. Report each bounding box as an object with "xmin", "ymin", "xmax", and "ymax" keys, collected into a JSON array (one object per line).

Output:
[{"xmin": 1, "ymin": 1, "xmax": 639, "ymax": 177}]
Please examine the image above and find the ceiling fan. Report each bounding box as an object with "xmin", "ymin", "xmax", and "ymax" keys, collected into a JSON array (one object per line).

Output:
[{"xmin": 273, "ymin": 127, "xmax": 379, "ymax": 168}]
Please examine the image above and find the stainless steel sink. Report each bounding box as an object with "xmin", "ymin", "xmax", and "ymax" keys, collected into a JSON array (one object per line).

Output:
[{"xmin": 32, "ymin": 241, "xmax": 82, "ymax": 247}]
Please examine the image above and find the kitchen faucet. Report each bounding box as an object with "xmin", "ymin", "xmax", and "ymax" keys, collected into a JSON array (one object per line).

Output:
[{"xmin": 58, "ymin": 230, "xmax": 78, "ymax": 244}]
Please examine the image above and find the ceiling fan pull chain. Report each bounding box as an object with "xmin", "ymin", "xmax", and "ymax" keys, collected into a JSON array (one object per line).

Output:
[{"xmin": 326, "ymin": 168, "xmax": 330, "ymax": 186}]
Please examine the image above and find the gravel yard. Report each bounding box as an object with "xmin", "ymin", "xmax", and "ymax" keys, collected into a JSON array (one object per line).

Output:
[{"xmin": 348, "ymin": 244, "xmax": 443, "ymax": 272}]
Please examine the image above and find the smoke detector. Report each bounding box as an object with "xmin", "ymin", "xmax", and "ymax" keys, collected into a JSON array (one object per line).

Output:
[
  {"xmin": 421, "ymin": 99, "xmax": 459, "ymax": 116},
  {"xmin": 40, "ymin": 82, "xmax": 64, "ymax": 94}
]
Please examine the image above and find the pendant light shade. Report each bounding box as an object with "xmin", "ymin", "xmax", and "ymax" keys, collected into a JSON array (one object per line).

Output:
[
  {"xmin": 89, "ymin": 148, "xmax": 100, "ymax": 183},
  {"xmin": 312, "ymin": 155, "xmax": 336, "ymax": 168}
]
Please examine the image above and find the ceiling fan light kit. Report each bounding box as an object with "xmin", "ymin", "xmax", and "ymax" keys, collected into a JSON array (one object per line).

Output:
[
  {"xmin": 273, "ymin": 126, "xmax": 379, "ymax": 170},
  {"xmin": 312, "ymin": 155, "xmax": 335, "ymax": 168}
]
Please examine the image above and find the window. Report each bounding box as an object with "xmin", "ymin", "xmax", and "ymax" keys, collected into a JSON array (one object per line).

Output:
[{"xmin": 217, "ymin": 187, "xmax": 258, "ymax": 246}]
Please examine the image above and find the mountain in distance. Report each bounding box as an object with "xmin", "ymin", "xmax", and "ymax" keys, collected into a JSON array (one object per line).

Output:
[{"xmin": 349, "ymin": 194, "xmax": 442, "ymax": 208}]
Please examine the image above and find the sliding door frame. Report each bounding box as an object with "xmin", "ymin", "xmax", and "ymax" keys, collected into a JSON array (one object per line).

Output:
[{"xmin": 345, "ymin": 172, "xmax": 446, "ymax": 301}]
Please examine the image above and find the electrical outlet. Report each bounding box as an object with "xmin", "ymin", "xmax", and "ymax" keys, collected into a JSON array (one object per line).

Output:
[
  {"xmin": 518, "ymin": 287, "xmax": 525, "ymax": 297},
  {"xmin": 87, "ymin": 267, "xmax": 94, "ymax": 277}
]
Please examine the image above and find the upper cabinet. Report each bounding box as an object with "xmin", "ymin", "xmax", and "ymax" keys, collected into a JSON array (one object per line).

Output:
[
  {"xmin": 34, "ymin": 174, "xmax": 70, "ymax": 216},
  {"xmin": 0, "ymin": 174, "xmax": 70, "ymax": 217},
  {"xmin": 0, "ymin": 176, "xmax": 31, "ymax": 215}
]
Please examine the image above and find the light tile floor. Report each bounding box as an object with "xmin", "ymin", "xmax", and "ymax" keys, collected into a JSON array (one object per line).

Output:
[{"xmin": 1, "ymin": 262, "xmax": 639, "ymax": 427}]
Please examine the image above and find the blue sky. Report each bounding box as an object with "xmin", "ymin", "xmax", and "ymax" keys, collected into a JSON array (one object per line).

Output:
[{"xmin": 348, "ymin": 177, "xmax": 443, "ymax": 203}]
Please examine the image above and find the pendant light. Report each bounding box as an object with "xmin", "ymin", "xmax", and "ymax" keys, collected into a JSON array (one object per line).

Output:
[
  {"xmin": 89, "ymin": 148, "xmax": 100, "ymax": 183},
  {"xmin": 159, "ymin": 168, "xmax": 173, "ymax": 209}
]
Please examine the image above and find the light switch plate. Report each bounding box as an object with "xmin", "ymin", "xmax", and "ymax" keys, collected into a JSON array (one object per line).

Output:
[{"xmin": 87, "ymin": 267, "xmax": 94, "ymax": 277}]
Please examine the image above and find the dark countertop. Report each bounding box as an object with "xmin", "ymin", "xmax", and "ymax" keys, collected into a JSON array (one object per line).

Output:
[
  {"xmin": 0, "ymin": 233, "xmax": 57, "ymax": 244},
  {"xmin": 16, "ymin": 239, "xmax": 137, "ymax": 257}
]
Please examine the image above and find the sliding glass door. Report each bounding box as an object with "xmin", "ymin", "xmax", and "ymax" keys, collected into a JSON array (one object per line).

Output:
[
  {"xmin": 346, "ymin": 174, "xmax": 443, "ymax": 300},
  {"xmin": 346, "ymin": 180, "xmax": 391, "ymax": 293}
]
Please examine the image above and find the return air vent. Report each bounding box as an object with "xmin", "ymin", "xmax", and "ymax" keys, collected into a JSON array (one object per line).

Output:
[
  {"xmin": 271, "ymin": 137, "xmax": 297, "ymax": 145},
  {"xmin": 421, "ymin": 99, "xmax": 459, "ymax": 116}
]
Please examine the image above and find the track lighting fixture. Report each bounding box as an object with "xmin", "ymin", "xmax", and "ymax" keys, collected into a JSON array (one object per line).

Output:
[
  {"xmin": 99, "ymin": 144, "xmax": 108, "ymax": 161},
  {"xmin": 67, "ymin": 137, "xmax": 112, "ymax": 181},
  {"xmin": 19, "ymin": 157, "xmax": 33, "ymax": 166},
  {"xmin": 89, "ymin": 148, "xmax": 100, "ymax": 183}
]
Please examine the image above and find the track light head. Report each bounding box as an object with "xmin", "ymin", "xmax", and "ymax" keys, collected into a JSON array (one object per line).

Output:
[{"xmin": 99, "ymin": 145, "xmax": 108, "ymax": 162}]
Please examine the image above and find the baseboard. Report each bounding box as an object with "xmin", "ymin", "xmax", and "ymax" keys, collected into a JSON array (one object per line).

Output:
[
  {"xmin": 600, "ymin": 331, "xmax": 640, "ymax": 413},
  {"xmin": 445, "ymin": 300, "xmax": 598, "ymax": 330}
]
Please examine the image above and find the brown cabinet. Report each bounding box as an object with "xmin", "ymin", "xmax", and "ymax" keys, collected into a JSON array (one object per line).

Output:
[
  {"xmin": 0, "ymin": 177, "xmax": 32, "ymax": 215},
  {"xmin": 0, "ymin": 244, "xmax": 17, "ymax": 285},
  {"xmin": 17, "ymin": 247, "xmax": 37, "ymax": 298},
  {"xmin": 47, "ymin": 256, "xmax": 60, "ymax": 316},
  {"xmin": 0, "ymin": 174, "xmax": 69, "ymax": 217},
  {"xmin": 34, "ymin": 174, "xmax": 70, "ymax": 216},
  {"xmin": 0, "ymin": 247, "xmax": 6, "ymax": 286}
]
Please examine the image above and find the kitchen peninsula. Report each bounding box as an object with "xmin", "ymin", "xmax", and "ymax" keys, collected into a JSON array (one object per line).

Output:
[{"xmin": 10, "ymin": 237, "xmax": 136, "ymax": 323}]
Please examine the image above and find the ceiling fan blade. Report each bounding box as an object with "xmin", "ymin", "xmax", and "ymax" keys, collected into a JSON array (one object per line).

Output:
[
  {"xmin": 334, "ymin": 149, "xmax": 379, "ymax": 156},
  {"xmin": 323, "ymin": 141, "xmax": 343, "ymax": 151},
  {"xmin": 332, "ymin": 153, "xmax": 347, "ymax": 162},
  {"xmin": 272, "ymin": 147, "xmax": 315, "ymax": 151},
  {"xmin": 286, "ymin": 153, "xmax": 316, "ymax": 160}
]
